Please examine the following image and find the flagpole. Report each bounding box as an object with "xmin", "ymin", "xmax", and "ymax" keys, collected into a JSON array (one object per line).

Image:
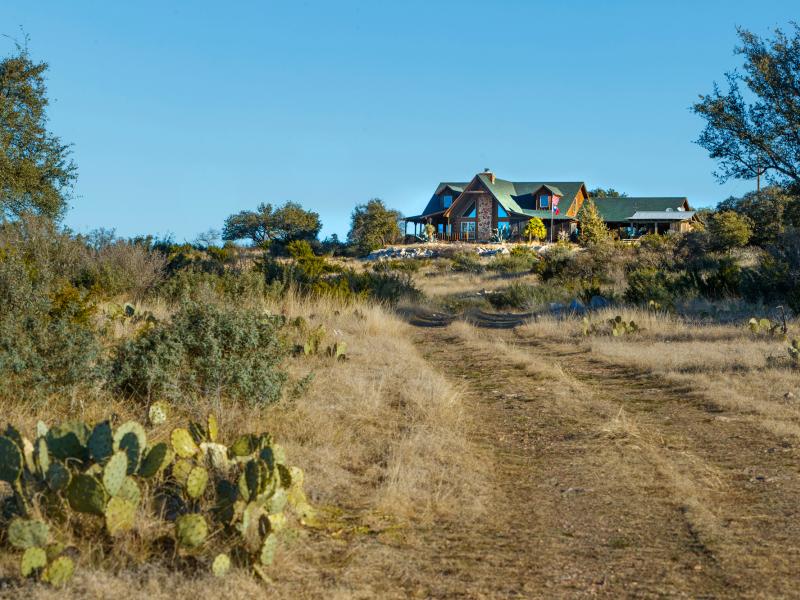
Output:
[{"xmin": 550, "ymin": 201, "xmax": 554, "ymax": 243}]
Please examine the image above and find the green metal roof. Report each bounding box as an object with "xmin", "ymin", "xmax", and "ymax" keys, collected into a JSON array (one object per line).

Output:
[
  {"xmin": 517, "ymin": 209, "xmax": 573, "ymax": 221},
  {"xmin": 592, "ymin": 197, "xmax": 689, "ymax": 222},
  {"xmin": 419, "ymin": 182, "xmax": 469, "ymax": 216},
  {"xmin": 476, "ymin": 175, "xmax": 586, "ymax": 216}
]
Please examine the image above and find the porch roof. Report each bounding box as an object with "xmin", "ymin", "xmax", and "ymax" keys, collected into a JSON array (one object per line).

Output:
[{"xmin": 628, "ymin": 210, "xmax": 696, "ymax": 222}]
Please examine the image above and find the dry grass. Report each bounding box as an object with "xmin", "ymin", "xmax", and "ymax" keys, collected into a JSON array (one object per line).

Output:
[
  {"xmin": 518, "ymin": 308, "xmax": 800, "ymax": 441},
  {"xmin": 0, "ymin": 292, "xmax": 485, "ymax": 599}
]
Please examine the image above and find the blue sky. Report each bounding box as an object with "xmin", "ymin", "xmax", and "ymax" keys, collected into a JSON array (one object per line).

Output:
[{"xmin": 1, "ymin": 1, "xmax": 796, "ymax": 241}]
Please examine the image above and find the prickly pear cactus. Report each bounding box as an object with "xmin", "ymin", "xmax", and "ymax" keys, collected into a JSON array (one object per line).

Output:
[
  {"xmin": 212, "ymin": 553, "xmax": 231, "ymax": 577},
  {"xmin": 0, "ymin": 414, "xmax": 315, "ymax": 585},
  {"xmin": 175, "ymin": 513, "xmax": 208, "ymax": 549},
  {"xmin": 105, "ymin": 496, "xmax": 137, "ymax": 536},
  {"xmin": 186, "ymin": 466, "xmax": 209, "ymax": 499},
  {"xmin": 20, "ymin": 546, "xmax": 47, "ymax": 577},
  {"xmin": 0, "ymin": 435, "xmax": 23, "ymax": 483},
  {"xmin": 171, "ymin": 428, "xmax": 199, "ymax": 458},
  {"xmin": 103, "ymin": 451, "xmax": 128, "ymax": 497},
  {"xmin": 66, "ymin": 474, "xmax": 107, "ymax": 516},
  {"xmin": 41, "ymin": 556, "xmax": 74, "ymax": 587},
  {"xmin": 88, "ymin": 420, "xmax": 114, "ymax": 464},
  {"xmin": 148, "ymin": 401, "xmax": 169, "ymax": 425},
  {"xmin": 8, "ymin": 519, "xmax": 49, "ymax": 549}
]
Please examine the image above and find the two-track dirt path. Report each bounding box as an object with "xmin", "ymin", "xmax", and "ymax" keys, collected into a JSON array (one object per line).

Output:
[{"xmin": 402, "ymin": 325, "xmax": 800, "ymax": 598}]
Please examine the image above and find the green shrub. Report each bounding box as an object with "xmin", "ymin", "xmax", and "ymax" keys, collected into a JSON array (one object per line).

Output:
[
  {"xmin": 624, "ymin": 267, "xmax": 674, "ymax": 306},
  {"xmin": 371, "ymin": 259, "xmax": 424, "ymax": 273},
  {"xmin": 451, "ymin": 252, "xmax": 485, "ymax": 273},
  {"xmin": 536, "ymin": 245, "xmax": 575, "ymax": 280},
  {"xmin": 109, "ymin": 303, "xmax": 288, "ymax": 404},
  {"xmin": 489, "ymin": 252, "xmax": 539, "ymax": 275}
]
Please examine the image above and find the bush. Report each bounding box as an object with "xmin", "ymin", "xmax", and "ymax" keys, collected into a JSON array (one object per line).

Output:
[
  {"xmin": 109, "ymin": 303, "xmax": 288, "ymax": 404},
  {"xmin": 75, "ymin": 238, "xmax": 166, "ymax": 298},
  {"xmin": 372, "ymin": 259, "xmax": 424, "ymax": 273},
  {"xmin": 0, "ymin": 218, "xmax": 102, "ymax": 401},
  {"xmin": 624, "ymin": 267, "xmax": 674, "ymax": 306},
  {"xmin": 536, "ymin": 244, "xmax": 576, "ymax": 280},
  {"xmin": 708, "ymin": 211, "xmax": 753, "ymax": 252},
  {"xmin": 451, "ymin": 252, "xmax": 485, "ymax": 273},
  {"xmin": 489, "ymin": 250, "xmax": 539, "ymax": 274}
]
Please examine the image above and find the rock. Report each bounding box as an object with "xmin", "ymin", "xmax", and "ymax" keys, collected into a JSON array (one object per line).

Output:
[
  {"xmin": 568, "ymin": 299, "xmax": 586, "ymax": 315},
  {"xmin": 589, "ymin": 295, "xmax": 610, "ymax": 310}
]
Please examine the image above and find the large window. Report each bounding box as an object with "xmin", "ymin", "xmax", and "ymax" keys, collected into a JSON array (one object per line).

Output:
[
  {"xmin": 464, "ymin": 203, "xmax": 476, "ymax": 218},
  {"xmin": 497, "ymin": 221, "xmax": 511, "ymax": 235},
  {"xmin": 498, "ymin": 204, "xmax": 508, "ymax": 218},
  {"xmin": 539, "ymin": 195, "xmax": 550, "ymax": 209},
  {"xmin": 460, "ymin": 221, "xmax": 476, "ymax": 235},
  {"xmin": 443, "ymin": 195, "xmax": 453, "ymax": 208}
]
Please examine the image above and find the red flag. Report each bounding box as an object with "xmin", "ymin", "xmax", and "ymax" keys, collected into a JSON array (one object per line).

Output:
[{"xmin": 552, "ymin": 195, "xmax": 561, "ymax": 216}]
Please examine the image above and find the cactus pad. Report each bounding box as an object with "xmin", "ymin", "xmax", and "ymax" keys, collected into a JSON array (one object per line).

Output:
[
  {"xmin": 117, "ymin": 477, "xmax": 141, "ymax": 506},
  {"xmin": 138, "ymin": 442, "xmax": 171, "ymax": 478},
  {"xmin": 211, "ymin": 553, "xmax": 231, "ymax": 577},
  {"xmin": 259, "ymin": 532, "xmax": 278, "ymax": 566},
  {"xmin": 41, "ymin": 556, "xmax": 74, "ymax": 587},
  {"xmin": 87, "ymin": 420, "xmax": 114, "ymax": 464},
  {"xmin": 46, "ymin": 421, "xmax": 90, "ymax": 461},
  {"xmin": 103, "ymin": 451, "xmax": 129, "ymax": 496},
  {"xmin": 20, "ymin": 546, "xmax": 47, "ymax": 577},
  {"xmin": 35, "ymin": 436, "xmax": 50, "ymax": 477},
  {"xmin": 105, "ymin": 496, "xmax": 137, "ymax": 536},
  {"xmin": 189, "ymin": 421, "xmax": 207, "ymax": 444},
  {"xmin": 148, "ymin": 401, "xmax": 169, "ymax": 425},
  {"xmin": 186, "ymin": 466, "xmax": 209, "ymax": 499},
  {"xmin": 201, "ymin": 442, "xmax": 231, "ymax": 473},
  {"xmin": 113, "ymin": 421, "xmax": 147, "ymax": 474},
  {"xmin": 171, "ymin": 428, "xmax": 199, "ymax": 458},
  {"xmin": 36, "ymin": 420, "xmax": 49, "ymax": 438},
  {"xmin": 276, "ymin": 463, "xmax": 292, "ymax": 489},
  {"xmin": 46, "ymin": 461, "xmax": 71, "ymax": 491},
  {"xmin": 265, "ymin": 488, "xmax": 287, "ymax": 514},
  {"xmin": 239, "ymin": 502, "xmax": 269, "ymax": 553},
  {"xmin": 172, "ymin": 458, "xmax": 195, "ymax": 486},
  {"xmin": 207, "ymin": 413, "xmax": 219, "ymax": 442},
  {"xmin": 66, "ymin": 474, "xmax": 107, "ymax": 515},
  {"xmin": 175, "ymin": 513, "xmax": 208, "ymax": 549},
  {"xmin": 230, "ymin": 434, "xmax": 256, "ymax": 457},
  {"xmin": 8, "ymin": 518, "xmax": 50, "ymax": 549},
  {"xmin": 0, "ymin": 435, "xmax": 23, "ymax": 483}
]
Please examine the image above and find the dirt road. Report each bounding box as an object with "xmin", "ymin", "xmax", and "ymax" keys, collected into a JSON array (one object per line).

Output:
[{"xmin": 404, "ymin": 325, "xmax": 800, "ymax": 598}]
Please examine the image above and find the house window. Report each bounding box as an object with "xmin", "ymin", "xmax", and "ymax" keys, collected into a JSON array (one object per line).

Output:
[
  {"xmin": 539, "ymin": 195, "xmax": 550, "ymax": 209},
  {"xmin": 463, "ymin": 203, "xmax": 477, "ymax": 218},
  {"xmin": 497, "ymin": 221, "xmax": 511, "ymax": 235},
  {"xmin": 498, "ymin": 204, "xmax": 508, "ymax": 218},
  {"xmin": 443, "ymin": 195, "xmax": 453, "ymax": 208},
  {"xmin": 460, "ymin": 221, "xmax": 476, "ymax": 234},
  {"xmin": 437, "ymin": 224, "xmax": 444, "ymax": 233}
]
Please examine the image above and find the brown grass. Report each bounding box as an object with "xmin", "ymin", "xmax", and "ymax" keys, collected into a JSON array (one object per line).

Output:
[{"xmin": 0, "ymin": 292, "xmax": 485, "ymax": 599}]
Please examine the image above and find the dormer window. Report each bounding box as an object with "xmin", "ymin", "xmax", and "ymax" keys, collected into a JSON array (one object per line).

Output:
[
  {"xmin": 498, "ymin": 204, "xmax": 508, "ymax": 218},
  {"xmin": 539, "ymin": 195, "xmax": 550, "ymax": 209},
  {"xmin": 443, "ymin": 195, "xmax": 453, "ymax": 208}
]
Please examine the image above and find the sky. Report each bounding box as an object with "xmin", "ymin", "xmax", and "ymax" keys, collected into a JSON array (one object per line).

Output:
[{"xmin": 0, "ymin": 0, "xmax": 796, "ymax": 241}]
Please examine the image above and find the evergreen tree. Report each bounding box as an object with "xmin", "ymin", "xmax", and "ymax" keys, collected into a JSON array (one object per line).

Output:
[{"xmin": 578, "ymin": 199, "xmax": 611, "ymax": 246}]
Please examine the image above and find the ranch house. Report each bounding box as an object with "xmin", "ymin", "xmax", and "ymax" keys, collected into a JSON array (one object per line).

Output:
[{"xmin": 405, "ymin": 170, "xmax": 695, "ymax": 242}]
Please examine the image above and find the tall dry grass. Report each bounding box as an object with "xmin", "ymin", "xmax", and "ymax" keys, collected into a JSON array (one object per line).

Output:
[{"xmin": 0, "ymin": 292, "xmax": 483, "ymax": 599}]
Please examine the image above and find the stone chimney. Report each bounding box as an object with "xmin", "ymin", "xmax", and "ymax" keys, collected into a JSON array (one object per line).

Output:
[{"xmin": 483, "ymin": 168, "xmax": 496, "ymax": 184}]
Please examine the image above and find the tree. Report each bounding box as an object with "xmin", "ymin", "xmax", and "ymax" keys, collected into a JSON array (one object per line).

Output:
[
  {"xmin": 693, "ymin": 25, "xmax": 800, "ymax": 189},
  {"xmin": 707, "ymin": 210, "xmax": 753, "ymax": 252},
  {"xmin": 222, "ymin": 202, "xmax": 321, "ymax": 247},
  {"xmin": 523, "ymin": 217, "xmax": 546, "ymax": 242},
  {"xmin": 588, "ymin": 188, "xmax": 627, "ymax": 198},
  {"xmin": 347, "ymin": 198, "xmax": 401, "ymax": 255},
  {"xmin": 577, "ymin": 199, "xmax": 611, "ymax": 246},
  {"xmin": 0, "ymin": 41, "xmax": 76, "ymax": 219},
  {"xmin": 716, "ymin": 186, "xmax": 796, "ymax": 246}
]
